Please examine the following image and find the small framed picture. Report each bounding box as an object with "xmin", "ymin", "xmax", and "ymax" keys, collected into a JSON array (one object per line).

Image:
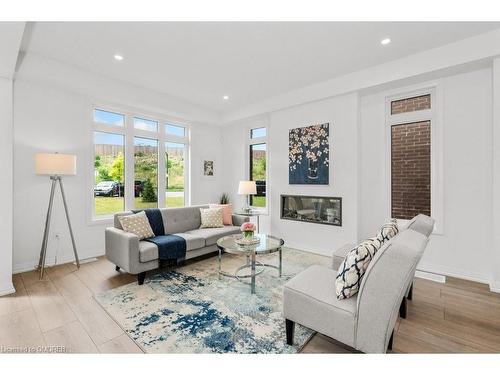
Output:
[{"xmin": 203, "ymin": 160, "xmax": 214, "ymax": 176}]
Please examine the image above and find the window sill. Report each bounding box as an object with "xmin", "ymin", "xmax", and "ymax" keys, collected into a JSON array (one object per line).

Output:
[{"xmin": 88, "ymin": 216, "xmax": 114, "ymax": 226}]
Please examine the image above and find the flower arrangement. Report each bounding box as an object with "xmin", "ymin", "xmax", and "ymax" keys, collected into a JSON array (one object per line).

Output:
[{"xmin": 240, "ymin": 222, "xmax": 256, "ymax": 238}]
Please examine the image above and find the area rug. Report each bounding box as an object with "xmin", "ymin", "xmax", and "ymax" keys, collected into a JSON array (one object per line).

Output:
[{"xmin": 94, "ymin": 248, "xmax": 329, "ymax": 353}]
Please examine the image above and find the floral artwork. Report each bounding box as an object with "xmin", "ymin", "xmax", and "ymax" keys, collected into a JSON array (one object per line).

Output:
[{"xmin": 289, "ymin": 123, "xmax": 329, "ymax": 184}]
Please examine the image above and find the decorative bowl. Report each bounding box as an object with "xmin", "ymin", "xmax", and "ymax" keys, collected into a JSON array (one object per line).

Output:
[{"xmin": 235, "ymin": 235, "xmax": 261, "ymax": 246}]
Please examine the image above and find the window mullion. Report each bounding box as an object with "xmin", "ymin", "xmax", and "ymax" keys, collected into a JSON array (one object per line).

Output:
[
  {"xmin": 124, "ymin": 116, "xmax": 135, "ymax": 211},
  {"xmin": 158, "ymin": 125, "xmax": 166, "ymax": 208}
]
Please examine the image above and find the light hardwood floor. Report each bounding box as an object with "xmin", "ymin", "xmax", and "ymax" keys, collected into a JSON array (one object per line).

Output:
[{"xmin": 1, "ymin": 256, "xmax": 500, "ymax": 353}]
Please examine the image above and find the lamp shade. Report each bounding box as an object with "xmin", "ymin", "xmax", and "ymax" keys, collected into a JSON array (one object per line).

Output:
[
  {"xmin": 238, "ymin": 180, "xmax": 257, "ymax": 195},
  {"xmin": 35, "ymin": 153, "xmax": 77, "ymax": 176}
]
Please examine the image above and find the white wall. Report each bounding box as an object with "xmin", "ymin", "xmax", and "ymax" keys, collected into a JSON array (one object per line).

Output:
[
  {"xmin": 12, "ymin": 77, "xmax": 224, "ymax": 273},
  {"xmin": 222, "ymin": 94, "xmax": 359, "ymax": 256},
  {"xmin": 222, "ymin": 67, "xmax": 498, "ymax": 288},
  {"xmin": 359, "ymin": 68, "xmax": 493, "ymax": 283},
  {"xmin": 491, "ymin": 58, "xmax": 500, "ymax": 291},
  {"xmin": 268, "ymin": 94, "xmax": 359, "ymax": 255},
  {"xmin": 0, "ymin": 77, "xmax": 14, "ymax": 295}
]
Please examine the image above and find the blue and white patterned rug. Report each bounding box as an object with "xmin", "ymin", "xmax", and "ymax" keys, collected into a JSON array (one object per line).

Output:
[{"xmin": 94, "ymin": 248, "xmax": 329, "ymax": 353}]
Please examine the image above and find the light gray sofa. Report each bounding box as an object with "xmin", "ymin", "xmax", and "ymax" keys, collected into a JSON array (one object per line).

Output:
[
  {"xmin": 105, "ymin": 205, "xmax": 248, "ymax": 284},
  {"xmin": 283, "ymin": 214, "xmax": 435, "ymax": 353}
]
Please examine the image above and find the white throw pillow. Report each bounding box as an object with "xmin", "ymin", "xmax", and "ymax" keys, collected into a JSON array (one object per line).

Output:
[
  {"xmin": 200, "ymin": 207, "xmax": 224, "ymax": 228},
  {"xmin": 377, "ymin": 219, "xmax": 399, "ymax": 243},
  {"xmin": 119, "ymin": 211, "xmax": 155, "ymax": 240},
  {"xmin": 335, "ymin": 237, "xmax": 382, "ymax": 300}
]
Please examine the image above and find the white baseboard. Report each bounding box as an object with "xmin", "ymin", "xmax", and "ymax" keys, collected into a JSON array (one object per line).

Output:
[
  {"xmin": 0, "ymin": 283, "xmax": 15, "ymax": 297},
  {"xmin": 415, "ymin": 270, "xmax": 446, "ymax": 283},
  {"xmin": 13, "ymin": 249, "xmax": 105, "ymax": 274},
  {"xmin": 489, "ymin": 282, "xmax": 500, "ymax": 293}
]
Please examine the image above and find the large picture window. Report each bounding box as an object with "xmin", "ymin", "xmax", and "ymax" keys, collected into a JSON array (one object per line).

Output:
[
  {"xmin": 92, "ymin": 107, "xmax": 189, "ymax": 218},
  {"xmin": 93, "ymin": 132, "xmax": 125, "ymax": 216},
  {"xmin": 166, "ymin": 142, "xmax": 186, "ymax": 208},
  {"xmin": 134, "ymin": 137, "xmax": 158, "ymax": 209}
]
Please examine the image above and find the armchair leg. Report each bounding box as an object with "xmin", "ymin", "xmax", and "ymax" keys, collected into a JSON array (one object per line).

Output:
[
  {"xmin": 285, "ymin": 319, "xmax": 295, "ymax": 346},
  {"xmin": 399, "ymin": 296, "xmax": 407, "ymax": 319},
  {"xmin": 388, "ymin": 330, "xmax": 394, "ymax": 352},
  {"xmin": 138, "ymin": 272, "xmax": 146, "ymax": 285},
  {"xmin": 408, "ymin": 283, "xmax": 413, "ymax": 301}
]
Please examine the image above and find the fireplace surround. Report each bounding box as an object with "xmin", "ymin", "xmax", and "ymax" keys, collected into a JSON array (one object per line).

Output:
[{"xmin": 280, "ymin": 195, "xmax": 342, "ymax": 226}]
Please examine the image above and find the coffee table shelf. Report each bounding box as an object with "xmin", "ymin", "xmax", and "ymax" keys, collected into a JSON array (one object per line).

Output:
[{"xmin": 216, "ymin": 233, "xmax": 284, "ymax": 294}]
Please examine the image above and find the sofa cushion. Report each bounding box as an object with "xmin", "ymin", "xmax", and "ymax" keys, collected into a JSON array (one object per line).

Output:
[
  {"xmin": 164, "ymin": 205, "xmax": 207, "ymax": 234},
  {"xmin": 185, "ymin": 226, "xmax": 241, "ymax": 246},
  {"xmin": 283, "ymin": 265, "xmax": 357, "ymax": 347},
  {"xmin": 335, "ymin": 237, "xmax": 382, "ymax": 300},
  {"xmin": 139, "ymin": 240, "xmax": 159, "ymax": 263},
  {"xmin": 139, "ymin": 233, "xmax": 206, "ymax": 262},
  {"xmin": 119, "ymin": 211, "xmax": 154, "ymax": 240}
]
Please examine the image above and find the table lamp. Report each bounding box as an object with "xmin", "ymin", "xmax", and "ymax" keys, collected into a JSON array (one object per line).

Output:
[
  {"xmin": 35, "ymin": 153, "xmax": 80, "ymax": 279},
  {"xmin": 238, "ymin": 180, "xmax": 257, "ymax": 213}
]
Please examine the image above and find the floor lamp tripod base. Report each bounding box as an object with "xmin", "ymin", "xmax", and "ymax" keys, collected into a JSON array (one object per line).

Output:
[{"xmin": 38, "ymin": 175, "xmax": 80, "ymax": 280}]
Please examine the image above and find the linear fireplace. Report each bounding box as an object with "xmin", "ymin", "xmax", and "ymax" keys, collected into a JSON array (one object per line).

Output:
[{"xmin": 280, "ymin": 194, "xmax": 342, "ymax": 226}]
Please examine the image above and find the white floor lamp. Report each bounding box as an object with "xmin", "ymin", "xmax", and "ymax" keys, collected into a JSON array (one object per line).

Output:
[{"xmin": 35, "ymin": 153, "xmax": 80, "ymax": 279}]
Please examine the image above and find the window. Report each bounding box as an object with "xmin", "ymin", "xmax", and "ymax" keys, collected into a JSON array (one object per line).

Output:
[
  {"xmin": 165, "ymin": 142, "xmax": 186, "ymax": 207},
  {"xmin": 249, "ymin": 126, "xmax": 267, "ymax": 209},
  {"xmin": 391, "ymin": 121, "xmax": 431, "ymax": 219},
  {"xmin": 92, "ymin": 106, "xmax": 190, "ymax": 218},
  {"xmin": 251, "ymin": 127, "xmax": 267, "ymax": 139},
  {"xmin": 134, "ymin": 137, "xmax": 158, "ymax": 209},
  {"xmin": 166, "ymin": 124, "xmax": 186, "ymax": 138},
  {"xmin": 391, "ymin": 94, "xmax": 430, "ymax": 115},
  {"xmin": 93, "ymin": 132, "xmax": 125, "ymax": 216},
  {"xmin": 134, "ymin": 117, "xmax": 158, "ymax": 132},
  {"xmin": 388, "ymin": 91, "xmax": 432, "ymax": 220},
  {"xmin": 93, "ymin": 109, "xmax": 124, "ymax": 127}
]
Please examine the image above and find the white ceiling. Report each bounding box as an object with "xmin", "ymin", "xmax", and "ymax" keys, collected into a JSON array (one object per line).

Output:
[{"xmin": 22, "ymin": 22, "xmax": 500, "ymax": 113}]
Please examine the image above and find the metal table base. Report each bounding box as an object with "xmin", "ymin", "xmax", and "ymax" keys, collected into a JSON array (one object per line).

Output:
[{"xmin": 218, "ymin": 248, "xmax": 282, "ymax": 294}]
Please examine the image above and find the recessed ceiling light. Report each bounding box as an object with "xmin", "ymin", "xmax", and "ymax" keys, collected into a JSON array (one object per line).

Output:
[
  {"xmin": 380, "ymin": 38, "xmax": 391, "ymax": 46},
  {"xmin": 114, "ymin": 54, "xmax": 124, "ymax": 61},
  {"xmin": 223, "ymin": 95, "xmax": 229, "ymax": 100}
]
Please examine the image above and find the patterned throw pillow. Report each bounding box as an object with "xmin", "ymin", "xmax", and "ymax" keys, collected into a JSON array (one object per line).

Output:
[
  {"xmin": 377, "ymin": 219, "xmax": 399, "ymax": 243},
  {"xmin": 118, "ymin": 211, "xmax": 155, "ymax": 240},
  {"xmin": 200, "ymin": 207, "xmax": 224, "ymax": 228},
  {"xmin": 335, "ymin": 237, "xmax": 382, "ymax": 300}
]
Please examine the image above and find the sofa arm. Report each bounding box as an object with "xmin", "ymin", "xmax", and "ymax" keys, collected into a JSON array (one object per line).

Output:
[
  {"xmin": 105, "ymin": 227, "xmax": 140, "ymax": 274},
  {"xmin": 232, "ymin": 214, "xmax": 250, "ymax": 227},
  {"xmin": 332, "ymin": 243, "xmax": 355, "ymax": 270}
]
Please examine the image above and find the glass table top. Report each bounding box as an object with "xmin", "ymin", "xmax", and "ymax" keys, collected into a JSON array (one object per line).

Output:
[
  {"xmin": 217, "ymin": 233, "xmax": 284, "ymax": 254},
  {"xmin": 233, "ymin": 210, "xmax": 262, "ymax": 216}
]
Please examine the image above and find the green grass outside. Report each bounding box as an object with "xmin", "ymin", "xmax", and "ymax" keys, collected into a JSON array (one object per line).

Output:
[
  {"xmin": 95, "ymin": 196, "xmax": 184, "ymax": 216},
  {"xmin": 252, "ymin": 196, "xmax": 266, "ymax": 208}
]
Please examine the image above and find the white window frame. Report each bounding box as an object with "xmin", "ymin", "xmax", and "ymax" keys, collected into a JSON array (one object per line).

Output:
[
  {"xmin": 89, "ymin": 102, "xmax": 190, "ymax": 223},
  {"xmin": 385, "ymin": 83, "xmax": 444, "ymax": 234},
  {"xmin": 247, "ymin": 124, "xmax": 269, "ymax": 214}
]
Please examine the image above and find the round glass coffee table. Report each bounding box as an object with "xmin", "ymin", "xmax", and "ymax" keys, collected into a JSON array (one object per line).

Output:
[{"xmin": 216, "ymin": 233, "xmax": 284, "ymax": 294}]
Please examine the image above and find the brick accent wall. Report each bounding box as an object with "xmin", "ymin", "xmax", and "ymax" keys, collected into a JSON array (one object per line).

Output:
[
  {"xmin": 391, "ymin": 121, "xmax": 431, "ymax": 220},
  {"xmin": 391, "ymin": 94, "xmax": 431, "ymax": 115}
]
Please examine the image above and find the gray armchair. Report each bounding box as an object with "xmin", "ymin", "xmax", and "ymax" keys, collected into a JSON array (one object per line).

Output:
[{"xmin": 283, "ymin": 214, "xmax": 434, "ymax": 353}]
